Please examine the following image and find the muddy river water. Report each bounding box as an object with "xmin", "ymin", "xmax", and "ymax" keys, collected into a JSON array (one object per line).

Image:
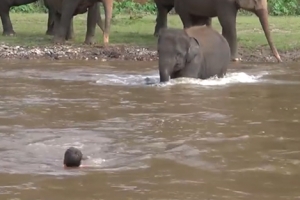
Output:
[{"xmin": 0, "ymin": 60, "xmax": 300, "ymax": 200}]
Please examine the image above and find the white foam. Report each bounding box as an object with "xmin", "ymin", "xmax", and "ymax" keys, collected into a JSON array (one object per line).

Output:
[
  {"xmin": 95, "ymin": 71, "xmax": 268, "ymax": 87},
  {"xmin": 91, "ymin": 158, "xmax": 106, "ymax": 165},
  {"xmin": 169, "ymin": 72, "xmax": 267, "ymax": 86}
]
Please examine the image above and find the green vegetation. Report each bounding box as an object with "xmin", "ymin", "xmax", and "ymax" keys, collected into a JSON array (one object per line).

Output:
[
  {"xmin": 10, "ymin": 0, "xmax": 47, "ymax": 13},
  {"xmin": 9, "ymin": 0, "xmax": 300, "ymax": 16},
  {"xmin": 1, "ymin": 13, "xmax": 300, "ymax": 52},
  {"xmin": 113, "ymin": 0, "xmax": 156, "ymax": 15},
  {"xmin": 268, "ymin": 0, "xmax": 300, "ymax": 15}
]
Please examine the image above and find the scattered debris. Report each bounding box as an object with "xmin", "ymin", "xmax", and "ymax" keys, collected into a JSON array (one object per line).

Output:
[{"xmin": 0, "ymin": 44, "xmax": 299, "ymax": 62}]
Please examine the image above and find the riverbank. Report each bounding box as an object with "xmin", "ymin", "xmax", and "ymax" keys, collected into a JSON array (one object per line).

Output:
[
  {"xmin": 1, "ymin": 44, "xmax": 300, "ymax": 62},
  {"xmin": 1, "ymin": 14, "xmax": 300, "ymax": 62}
]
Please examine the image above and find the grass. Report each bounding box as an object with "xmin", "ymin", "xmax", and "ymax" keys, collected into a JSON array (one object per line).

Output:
[{"xmin": 1, "ymin": 13, "xmax": 300, "ymax": 51}]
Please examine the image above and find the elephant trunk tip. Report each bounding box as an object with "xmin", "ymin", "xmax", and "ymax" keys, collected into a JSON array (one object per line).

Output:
[
  {"xmin": 159, "ymin": 68, "xmax": 170, "ymax": 82},
  {"xmin": 267, "ymin": 42, "xmax": 282, "ymax": 63},
  {"xmin": 275, "ymin": 53, "xmax": 282, "ymax": 63},
  {"xmin": 270, "ymin": 44, "xmax": 282, "ymax": 62}
]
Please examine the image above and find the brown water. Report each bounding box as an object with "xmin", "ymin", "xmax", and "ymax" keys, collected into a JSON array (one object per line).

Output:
[{"xmin": 0, "ymin": 60, "xmax": 300, "ymax": 200}]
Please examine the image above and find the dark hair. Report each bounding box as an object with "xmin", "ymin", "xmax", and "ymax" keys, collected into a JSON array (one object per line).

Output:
[{"xmin": 63, "ymin": 147, "xmax": 83, "ymax": 167}]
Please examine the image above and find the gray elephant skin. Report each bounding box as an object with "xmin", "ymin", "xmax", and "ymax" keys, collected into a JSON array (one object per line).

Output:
[
  {"xmin": 174, "ymin": 0, "xmax": 282, "ymax": 62},
  {"xmin": 46, "ymin": 3, "xmax": 105, "ymax": 42},
  {"xmin": 153, "ymin": 0, "xmax": 211, "ymax": 37},
  {"xmin": 157, "ymin": 26, "xmax": 230, "ymax": 83},
  {"xmin": 0, "ymin": 0, "xmax": 55, "ymax": 36},
  {"xmin": 44, "ymin": 0, "xmax": 113, "ymax": 45}
]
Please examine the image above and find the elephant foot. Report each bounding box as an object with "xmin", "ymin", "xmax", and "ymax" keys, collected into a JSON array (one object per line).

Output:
[
  {"xmin": 66, "ymin": 33, "xmax": 75, "ymax": 41},
  {"xmin": 103, "ymin": 34, "xmax": 109, "ymax": 45},
  {"xmin": 84, "ymin": 38, "xmax": 95, "ymax": 45},
  {"xmin": 53, "ymin": 36, "xmax": 66, "ymax": 45},
  {"xmin": 65, "ymin": 36, "xmax": 74, "ymax": 41},
  {"xmin": 2, "ymin": 30, "xmax": 16, "ymax": 36},
  {"xmin": 46, "ymin": 30, "xmax": 54, "ymax": 36},
  {"xmin": 231, "ymin": 56, "xmax": 242, "ymax": 62}
]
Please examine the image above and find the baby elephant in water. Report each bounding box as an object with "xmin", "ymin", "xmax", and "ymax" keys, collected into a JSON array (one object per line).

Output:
[{"xmin": 157, "ymin": 26, "xmax": 231, "ymax": 82}]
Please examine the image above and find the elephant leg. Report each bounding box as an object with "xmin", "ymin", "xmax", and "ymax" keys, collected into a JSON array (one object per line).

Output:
[
  {"xmin": 179, "ymin": 13, "xmax": 194, "ymax": 29},
  {"xmin": 53, "ymin": 0, "xmax": 80, "ymax": 44},
  {"xmin": 154, "ymin": 4, "xmax": 173, "ymax": 37},
  {"xmin": 174, "ymin": 2, "xmax": 193, "ymax": 29},
  {"xmin": 46, "ymin": 8, "xmax": 55, "ymax": 35},
  {"xmin": 190, "ymin": 15, "xmax": 212, "ymax": 27},
  {"xmin": 66, "ymin": 18, "xmax": 74, "ymax": 40},
  {"xmin": 206, "ymin": 18, "xmax": 212, "ymax": 27},
  {"xmin": 102, "ymin": 0, "xmax": 113, "ymax": 45},
  {"xmin": 84, "ymin": 4, "xmax": 97, "ymax": 45},
  {"xmin": 0, "ymin": 7, "xmax": 15, "ymax": 36},
  {"xmin": 218, "ymin": 9, "xmax": 240, "ymax": 61},
  {"xmin": 96, "ymin": 3, "xmax": 104, "ymax": 32},
  {"xmin": 53, "ymin": 11, "xmax": 61, "ymax": 36}
]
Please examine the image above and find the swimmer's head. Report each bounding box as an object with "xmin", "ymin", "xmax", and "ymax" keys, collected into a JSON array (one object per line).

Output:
[{"xmin": 63, "ymin": 147, "xmax": 83, "ymax": 167}]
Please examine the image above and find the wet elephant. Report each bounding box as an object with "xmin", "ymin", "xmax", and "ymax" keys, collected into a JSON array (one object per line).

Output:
[
  {"xmin": 44, "ymin": 0, "xmax": 112, "ymax": 45},
  {"xmin": 157, "ymin": 26, "xmax": 230, "ymax": 82},
  {"xmin": 174, "ymin": 0, "xmax": 282, "ymax": 62},
  {"xmin": 0, "ymin": 0, "xmax": 42, "ymax": 35},
  {"xmin": 153, "ymin": 0, "xmax": 211, "ymax": 37}
]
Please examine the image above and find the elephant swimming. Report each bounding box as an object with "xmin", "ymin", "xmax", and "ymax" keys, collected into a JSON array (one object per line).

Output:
[
  {"xmin": 174, "ymin": 0, "xmax": 282, "ymax": 62},
  {"xmin": 0, "ymin": 0, "xmax": 55, "ymax": 36},
  {"xmin": 44, "ymin": 0, "xmax": 113, "ymax": 45},
  {"xmin": 157, "ymin": 26, "xmax": 230, "ymax": 83},
  {"xmin": 153, "ymin": 0, "xmax": 211, "ymax": 37}
]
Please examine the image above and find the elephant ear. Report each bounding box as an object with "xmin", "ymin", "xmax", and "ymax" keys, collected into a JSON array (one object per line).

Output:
[
  {"xmin": 186, "ymin": 37, "xmax": 200, "ymax": 63},
  {"xmin": 236, "ymin": 0, "xmax": 266, "ymax": 10}
]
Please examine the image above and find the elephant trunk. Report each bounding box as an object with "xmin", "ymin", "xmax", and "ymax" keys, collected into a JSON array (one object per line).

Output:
[
  {"xmin": 159, "ymin": 66, "xmax": 170, "ymax": 82},
  {"xmin": 255, "ymin": 9, "xmax": 282, "ymax": 62}
]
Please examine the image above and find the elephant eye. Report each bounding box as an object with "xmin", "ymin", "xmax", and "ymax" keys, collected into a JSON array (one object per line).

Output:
[{"xmin": 175, "ymin": 53, "xmax": 181, "ymax": 60}]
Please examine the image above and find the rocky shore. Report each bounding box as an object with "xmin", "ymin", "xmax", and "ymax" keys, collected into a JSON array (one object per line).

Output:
[
  {"xmin": 0, "ymin": 44, "xmax": 299, "ymax": 62},
  {"xmin": 0, "ymin": 44, "xmax": 158, "ymax": 61}
]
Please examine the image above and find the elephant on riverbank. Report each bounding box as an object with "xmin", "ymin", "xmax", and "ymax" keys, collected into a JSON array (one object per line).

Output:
[
  {"xmin": 157, "ymin": 26, "xmax": 230, "ymax": 83},
  {"xmin": 0, "ymin": 0, "xmax": 40, "ymax": 35},
  {"xmin": 174, "ymin": 0, "xmax": 282, "ymax": 62},
  {"xmin": 44, "ymin": 0, "xmax": 113, "ymax": 45},
  {"xmin": 45, "ymin": 2, "xmax": 105, "ymax": 42},
  {"xmin": 0, "ymin": 0, "xmax": 69, "ymax": 37},
  {"xmin": 153, "ymin": 0, "xmax": 211, "ymax": 37}
]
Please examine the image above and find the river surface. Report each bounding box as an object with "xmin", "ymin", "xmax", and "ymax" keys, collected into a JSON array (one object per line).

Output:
[{"xmin": 0, "ymin": 60, "xmax": 299, "ymax": 200}]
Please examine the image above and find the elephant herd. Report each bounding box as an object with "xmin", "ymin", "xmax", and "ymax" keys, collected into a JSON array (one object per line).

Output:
[
  {"xmin": 1, "ymin": 0, "xmax": 113, "ymax": 45},
  {"xmin": 1, "ymin": 0, "xmax": 282, "ymax": 82}
]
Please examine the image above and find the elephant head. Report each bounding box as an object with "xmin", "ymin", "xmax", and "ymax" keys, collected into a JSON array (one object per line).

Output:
[
  {"xmin": 236, "ymin": 0, "xmax": 282, "ymax": 62},
  {"xmin": 157, "ymin": 28, "xmax": 200, "ymax": 82}
]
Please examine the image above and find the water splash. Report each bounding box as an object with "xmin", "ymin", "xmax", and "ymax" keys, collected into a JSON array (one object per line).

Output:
[{"xmin": 96, "ymin": 71, "xmax": 268, "ymax": 87}]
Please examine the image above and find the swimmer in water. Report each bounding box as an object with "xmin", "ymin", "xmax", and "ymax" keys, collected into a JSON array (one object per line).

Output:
[{"xmin": 63, "ymin": 147, "xmax": 83, "ymax": 168}]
